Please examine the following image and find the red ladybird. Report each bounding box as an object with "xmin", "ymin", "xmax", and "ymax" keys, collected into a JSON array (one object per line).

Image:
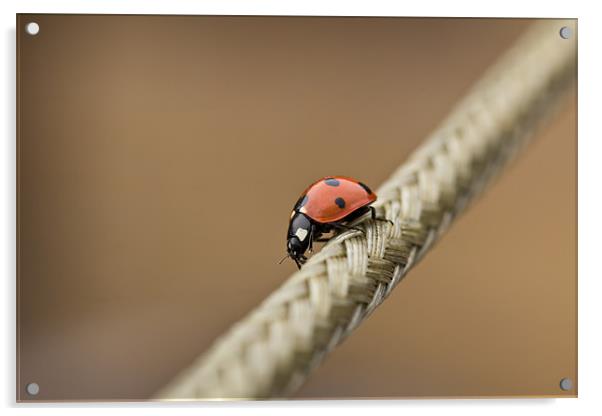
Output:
[{"xmin": 285, "ymin": 176, "xmax": 379, "ymax": 268}]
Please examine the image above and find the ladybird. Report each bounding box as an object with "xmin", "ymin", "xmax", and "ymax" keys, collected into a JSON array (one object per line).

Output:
[{"xmin": 284, "ymin": 176, "xmax": 379, "ymax": 269}]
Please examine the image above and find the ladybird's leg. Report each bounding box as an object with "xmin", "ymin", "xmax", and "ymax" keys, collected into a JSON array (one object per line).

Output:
[
  {"xmin": 311, "ymin": 224, "xmax": 331, "ymax": 243},
  {"xmin": 308, "ymin": 223, "xmax": 325, "ymax": 253},
  {"xmin": 331, "ymin": 222, "xmax": 365, "ymax": 234},
  {"xmin": 293, "ymin": 258, "xmax": 302, "ymax": 269},
  {"xmin": 313, "ymin": 231, "xmax": 331, "ymax": 242},
  {"xmin": 372, "ymin": 206, "xmax": 394, "ymax": 224},
  {"xmin": 308, "ymin": 225, "xmax": 315, "ymax": 253},
  {"xmin": 370, "ymin": 206, "xmax": 394, "ymax": 225}
]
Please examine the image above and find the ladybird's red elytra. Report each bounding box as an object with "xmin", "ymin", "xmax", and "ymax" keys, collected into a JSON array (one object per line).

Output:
[
  {"xmin": 297, "ymin": 176, "xmax": 377, "ymax": 223},
  {"xmin": 284, "ymin": 176, "xmax": 379, "ymax": 269}
]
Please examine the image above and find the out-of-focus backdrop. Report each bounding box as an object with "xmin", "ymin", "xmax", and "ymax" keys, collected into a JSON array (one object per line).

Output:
[{"xmin": 17, "ymin": 15, "xmax": 576, "ymax": 400}]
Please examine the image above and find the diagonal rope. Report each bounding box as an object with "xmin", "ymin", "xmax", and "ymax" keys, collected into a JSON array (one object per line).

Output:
[{"xmin": 155, "ymin": 19, "xmax": 576, "ymax": 400}]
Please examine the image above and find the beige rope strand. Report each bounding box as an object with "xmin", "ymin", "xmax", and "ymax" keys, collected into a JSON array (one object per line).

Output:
[{"xmin": 155, "ymin": 19, "xmax": 576, "ymax": 400}]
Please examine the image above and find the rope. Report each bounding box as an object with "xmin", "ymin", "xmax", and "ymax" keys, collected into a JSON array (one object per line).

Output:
[{"xmin": 155, "ymin": 19, "xmax": 577, "ymax": 400}]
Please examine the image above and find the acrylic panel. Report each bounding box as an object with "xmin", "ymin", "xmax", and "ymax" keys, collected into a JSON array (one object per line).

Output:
[{"xmin": 16, "ymin": 15, "xmax": 577, "ymax": 401}]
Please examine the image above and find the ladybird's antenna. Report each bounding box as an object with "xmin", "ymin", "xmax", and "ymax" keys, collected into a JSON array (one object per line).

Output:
[{"xmin": 277, "ymin": 254, "xmax": 289, "ymax": 265}]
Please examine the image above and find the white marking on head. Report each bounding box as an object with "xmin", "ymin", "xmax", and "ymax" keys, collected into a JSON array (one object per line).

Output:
[
  {"xmin": 290, "ymin": 211, "xmax": 296, "ymax": 219},
  {"xmin": 295, "ymin": 228, "xmax": 309, "ymax": 241}
]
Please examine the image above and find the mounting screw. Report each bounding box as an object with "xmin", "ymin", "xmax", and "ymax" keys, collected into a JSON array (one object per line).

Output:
[
  {"xmin": 25, "ymin": 22, "xmax": 40, "ymax": 36},
  {"xmin": 26, "ymin": 382, "xmax": 40, "ymax": 396},
  {"xmin": 559, "ymin": 377, "xmax": 573, "ymax": 391},
  {"xmin": 559, "ymin": 26, "xmax": 572, "ymax": 40}
]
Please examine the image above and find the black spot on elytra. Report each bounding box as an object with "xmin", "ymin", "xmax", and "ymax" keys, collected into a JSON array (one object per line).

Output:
[
  {"xmin": 335, "ymin": 197, "xmax": 346, "ymax": 209},
  {"xmin": 324, "ymin": 178, "xmax": 340, "ymax": 187},
  {"xmin": 358, "ymin": 181, "xmax": 372, "ymax": 194}
]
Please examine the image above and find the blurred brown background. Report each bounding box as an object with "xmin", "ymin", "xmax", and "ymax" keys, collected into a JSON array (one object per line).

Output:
[{"xmin": 17, "ymin": 15, "xmax": 576, "ymax": 400}]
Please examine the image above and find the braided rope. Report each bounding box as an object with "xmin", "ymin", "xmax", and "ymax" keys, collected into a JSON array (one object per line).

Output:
[{"xmin": 156, "ymin": 20, "xmax": 576, "ymax": 400}]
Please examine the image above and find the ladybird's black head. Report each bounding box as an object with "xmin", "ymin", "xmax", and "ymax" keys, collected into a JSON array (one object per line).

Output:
[
  {"xmin": 287, "ymin": 236, "xmax": 306, "ymax": 264},
  {"xmin": 286, "ymin": 212, "xmax": 312, "ymax": 269}
]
